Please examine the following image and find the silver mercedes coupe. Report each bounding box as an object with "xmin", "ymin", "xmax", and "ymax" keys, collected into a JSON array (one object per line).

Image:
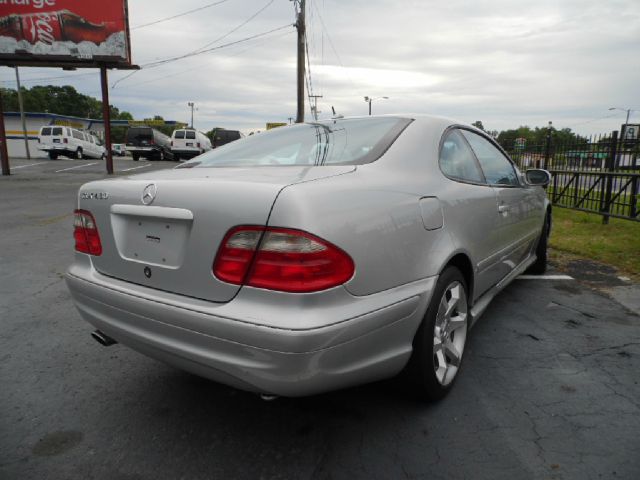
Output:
[{"xmin": 66, "ymin": 115, "xmax": 551, "ymax": 400}]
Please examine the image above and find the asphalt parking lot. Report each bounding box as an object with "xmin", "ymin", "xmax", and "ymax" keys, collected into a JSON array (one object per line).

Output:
[{"xmin": 1, "ymin": 156, "xmax": 639, "ymax": 480}]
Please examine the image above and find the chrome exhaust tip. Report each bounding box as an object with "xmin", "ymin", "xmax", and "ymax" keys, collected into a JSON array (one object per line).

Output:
[
  {"xmin": 259, "ymin": 394, "xmax": 279, "ymax": 402},
  {"xmin": 91, "ymin": 330, "xmax": 117, "ymax": 347}
]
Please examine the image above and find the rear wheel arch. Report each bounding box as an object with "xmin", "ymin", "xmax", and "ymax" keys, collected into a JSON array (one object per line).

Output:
[
  {"xmin": 546, "ymin": 205, "xmax": 552, "ymax": 235},
  {"xmin": 444, "ymin": 253, "xmax": 474, "ymax": 305}
]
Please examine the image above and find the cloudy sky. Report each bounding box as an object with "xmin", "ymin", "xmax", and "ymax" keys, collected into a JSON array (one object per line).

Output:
[{"xmin": 1, "ymin": 0, "xmax": 639, "ymax": 135}]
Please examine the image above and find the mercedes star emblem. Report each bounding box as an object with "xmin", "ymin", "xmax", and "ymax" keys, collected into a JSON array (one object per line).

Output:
[
  {"xmin": 144, "ymin": 266, "xmax": 152, "ymax": 278},
  {"xmin": 141, "ymin": 183, "xmax": 157, "ymax": 205}
]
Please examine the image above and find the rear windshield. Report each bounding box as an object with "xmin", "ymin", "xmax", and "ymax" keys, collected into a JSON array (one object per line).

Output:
[
  {"xmin": 52, "ymin": 127, "xmax": 63, "ymax": 136},
  {"xmin": 185, "ymin": 130, "xmax": 196, "ymax": 139},
  {"xmin": 126, "ymin": 127, "xmax": 153, "ymax": 141},
  {"xmin": 187, "ymin": 118, "xmax": 411, "ymax": 167},
  {"xmin": 174, "ymin": 130, "xmax": 185, "ymax": 139},
  {"xmin": 40, "ymin": 127, "xmax": 52, "ymax": 136}
]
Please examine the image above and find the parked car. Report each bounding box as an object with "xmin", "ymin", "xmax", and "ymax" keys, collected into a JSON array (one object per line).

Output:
[
  {"xmin": 170, "ymin": 128, "xmax": 212, "ymax": 161},
  {"xmin": 125, "ymin": 126, "xmax": 174, "ymax": 161},
  {"xmin": 38, "ymin": 126, "xmax": 106, "ymax": 160},
  {"xmin": 66, "ymin": 115, "xmax": 551, "ymax": 400},
  {"xmin": 211, "ymin": 128, "xmax": 243, "ymax": 148},
  {"xmin": 111, "ymin": 144, "xmax": 127, "ymax": 157}
]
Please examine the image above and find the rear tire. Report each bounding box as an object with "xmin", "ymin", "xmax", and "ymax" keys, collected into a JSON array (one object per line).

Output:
[
  {"xmin": 76, "ymin": 148, "xmax": 83, "ymax": 160},
  {"xmin": 526, "ymin": 214, "xmax": 549, "ymax": 274},
  {"xmin": 173, "ymin": 154, "xmax": 180, "ymax": 162},
  {"xmin": 48, "ymin": 152, "xmax": 58, "ymax": 160},
  {"xmin": 132, "ymin": 154, "xmax": 140, "ymax": 161},
  {"xmin": 406, "ymin": 266, "xmax": 469, "ymax": 401}
]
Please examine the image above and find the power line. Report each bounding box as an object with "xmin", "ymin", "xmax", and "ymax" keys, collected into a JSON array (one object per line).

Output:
[
  {"xmin": 122, "ymin": 29, "xmax": 294, "ymax": 89},
  {"xmin": 572, "ymin": 113, "xmax": 619, "ymax": 127},
  {"xmin": 188, "ymin": 0, "xmax": 276, "ymax": 56},
  {"xmin": 1, "ymin": 71, "xmax": 97, "ymax": 85},
  {"xmin": 310, "ymin": 0, "xmax": 356, "ymax": 92},
  {"xmin": 111, "ymin": 23, "xmax": 293, "ymax": 88},
  {"xmin": 131, "ymin": 0, "xmax": 234, "ymax": 30},
  {"xmin": 310, "ymin": 1, "xmax": 344, "ymax": 72},
  {"xmin": 142, "ymin": 24, "xmax": 293, "ymax": 69}
]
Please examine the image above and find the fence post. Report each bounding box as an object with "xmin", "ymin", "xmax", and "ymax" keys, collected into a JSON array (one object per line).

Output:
[
  {"xmin": 544, "ymin": 125, "xmax": 552, "ymax": 170},
  {"xmin": 630, "ymin": 175, "xmax": 638, "ymax": 219},
  {"xmin": 601, "ymin": 130, "xmax": 618, "ymax": 224}
]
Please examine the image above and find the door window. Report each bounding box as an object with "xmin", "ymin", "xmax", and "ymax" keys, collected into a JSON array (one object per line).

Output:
[
  {"xmin": 461, "ymin": 131, "xmax": 519, "ymax": 186},
  {"xmin": 439, "ymin": 130, "xmax": 485, "ymax": 183}
]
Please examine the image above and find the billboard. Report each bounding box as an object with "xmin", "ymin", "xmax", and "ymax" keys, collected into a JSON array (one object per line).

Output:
[{"xmin": 0, "ymin": 0, "xmax": 131, "ymax": 67}]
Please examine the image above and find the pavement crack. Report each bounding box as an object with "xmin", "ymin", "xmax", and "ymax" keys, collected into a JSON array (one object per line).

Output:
[
  {"xmin": 548, "ymin": 300, "xmax": 597, "ymax": 319},
  {"xmin": 575, "ymin": 342, "xmax": 640, "ymax": 358}
]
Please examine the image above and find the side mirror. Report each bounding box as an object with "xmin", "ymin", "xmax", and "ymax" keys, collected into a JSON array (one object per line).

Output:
[{"xmin": 525, "ymin": 169, "xmax": 551, "ymax": 186}]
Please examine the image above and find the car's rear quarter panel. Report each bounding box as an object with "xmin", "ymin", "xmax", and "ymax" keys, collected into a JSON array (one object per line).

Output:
[{"xmin": 268, "ymin": 118, "xmax": 457, "ymax": 297}]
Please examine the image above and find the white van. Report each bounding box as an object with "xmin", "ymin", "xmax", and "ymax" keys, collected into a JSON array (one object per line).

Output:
[
  {"xmin": 38, "ymin": 126, "xmax": 106, "ymax": 160},
  {"xmin": 170, "ymin": 129, "xmax": 212, "ymax": 161}
]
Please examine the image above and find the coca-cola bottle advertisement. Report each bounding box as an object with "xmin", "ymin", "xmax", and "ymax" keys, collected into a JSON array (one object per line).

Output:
[{"xmin": 0, "ymin": 0, "xmax": 130, "ymax": 63}]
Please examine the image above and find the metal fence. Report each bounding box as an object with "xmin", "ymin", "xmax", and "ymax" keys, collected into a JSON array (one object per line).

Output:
[{"xmin": 501, "ymin": 130, "xmax": 639, "ymax": 222}]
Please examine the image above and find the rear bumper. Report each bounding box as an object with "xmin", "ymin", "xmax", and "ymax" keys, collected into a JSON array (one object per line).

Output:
[
  {"xmin": 171, "ymin": 149, "xmax": 201, "ymax": 159},
  {"xmin": 38, "ymin": 145, "xmax": 72, "ymax": 153},
  {"xmin": 65, "ymin": 257, "xmax": 435, "ymax": 396},
  {"xmin": 126, "ymin": 147, "xmax": 158, "ymax": 154}
]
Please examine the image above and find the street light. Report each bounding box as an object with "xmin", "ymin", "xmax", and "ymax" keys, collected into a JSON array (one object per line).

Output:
[
  {"xmin": 609, "ymin": 107, "xmax": 635, "ymax": 125},
  {"xmin": 364, "ymin": 96, "xmax": 389, "ymax": 116},
  {"xmin": 188, "ymin": 102, "xmax": 195, "ymax": 128}
]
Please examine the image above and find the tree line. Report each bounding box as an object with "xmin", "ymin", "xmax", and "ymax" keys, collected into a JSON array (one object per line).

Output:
[
  {"xmin": 1, "ymin": 85, "xmax": 233, "ymax": 144},
  {"xmin": 2, "ymin": 85, "xmax": 590, "ymax": 148},
  {"xmin": 471, "ymin": 120, "xmax": 589, "ymax": 150}
]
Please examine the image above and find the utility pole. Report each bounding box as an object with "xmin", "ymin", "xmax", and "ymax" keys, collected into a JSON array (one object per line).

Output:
[
  {"xmin": 100, "ymin": 66, "xmax": 114, "ymax": 175},
  {"xmin": 309, "ymin": 94, "xmax": 322, "ymax": 120},
  {"xmin": 14, "ymin": 67, "xmax": 30, "ymax": 160},
  {"xmin": 295, "ymin": 0, "xmax": 306, "ymax": 123},
  {"xmin": 188, "ymin": 102, "xmax": 195, "ymax": 128},
  {"xmin": 0, "ymin": 87, "xmax": 10, "ymax": 176}
]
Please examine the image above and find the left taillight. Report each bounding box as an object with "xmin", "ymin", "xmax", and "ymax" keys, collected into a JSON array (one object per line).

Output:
[{"xmin": 74, "ymin": 209, "xmax": 102, "ymax": 256}]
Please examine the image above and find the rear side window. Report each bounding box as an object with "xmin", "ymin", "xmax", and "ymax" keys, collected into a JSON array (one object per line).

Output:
[
  {"xmin": 72, "ymin": 130, "xmax": 83, "ymax": 140},
  {"xmin": 185, "ymin": 131, "xmax": 196, "ymax": 139},
  {"xmin": 439, "ymin": 130, "xmax": 485, "ymax": 184},
  {"xmin": 41, "ymin": 127, "xmax": 52, "ymax": 136},
  {"xmin": 174, "ymin": 130, "xmax": 185, "ymax": 139},
  {"xmin": 52, "ymin": 127, "xmax": 63, "ymax": 136},
  {"xmin": 461, "ymin": 131, "xmax": 519, "ymax": 186}
]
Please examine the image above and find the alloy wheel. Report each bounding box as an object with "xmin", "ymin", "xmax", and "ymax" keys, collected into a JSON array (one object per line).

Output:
[{"xmin": 433, "ymin": 281, "xmax": 468, "ymax": 386}]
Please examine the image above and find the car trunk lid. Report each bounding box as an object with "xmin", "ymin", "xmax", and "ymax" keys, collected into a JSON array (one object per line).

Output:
[{"xmin": 78, "ymin": 166, "xmax": 354, "ymax": 303}]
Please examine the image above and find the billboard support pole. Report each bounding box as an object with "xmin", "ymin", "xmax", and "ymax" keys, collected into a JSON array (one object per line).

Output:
[
  {"xmin": 100, "ymin": 65, "xmax": 114, "ymax": 175},
  {"xmin": 0, "ymin": 87, "xmax": 10, "ymax": 176},
  {"xmin": 14, "ymin": 67, "xmax": 31, "ymax": 160}
]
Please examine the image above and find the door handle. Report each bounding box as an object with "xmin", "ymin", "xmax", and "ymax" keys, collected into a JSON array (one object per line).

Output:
[{"xmin": 498, "ymin": 204, "xmax": 510, "ymax": 214}]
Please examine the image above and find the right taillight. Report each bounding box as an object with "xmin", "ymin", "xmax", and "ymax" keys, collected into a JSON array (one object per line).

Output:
[
  {"xmin": 74, "ymin": 209, "xmax": 102, "ymax": 256},
  {"xmin": 213, "ymin": 226, "xmax": 354, "ymax": 293}
]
